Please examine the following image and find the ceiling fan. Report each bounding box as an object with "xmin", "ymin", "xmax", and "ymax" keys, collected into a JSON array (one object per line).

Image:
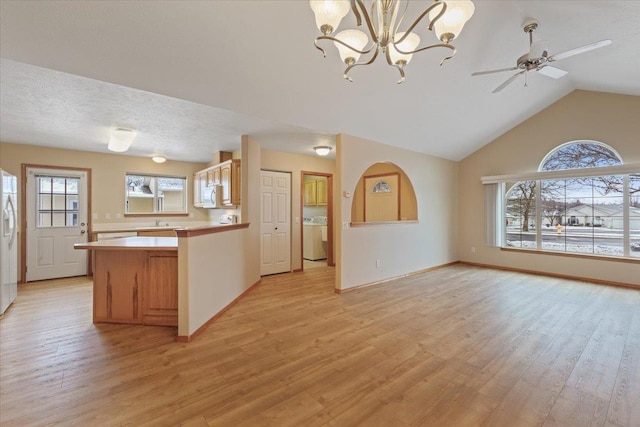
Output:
[{"xmin": 472, "ymin": 19, "xmax": 611, "ymax": 93}]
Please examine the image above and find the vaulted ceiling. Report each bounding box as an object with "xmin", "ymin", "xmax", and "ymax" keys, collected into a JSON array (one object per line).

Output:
[{"xmin": 1, "ymin": 1, "xmax": 639, "ymax": 163}]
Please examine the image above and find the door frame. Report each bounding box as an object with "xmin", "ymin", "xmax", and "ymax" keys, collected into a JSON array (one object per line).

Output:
[
  {"xmin": 20, "ymin": 164, "xmax": 92, "ymax": 283},
  {"xmin": 260, "ymin": 169, "xmax": 292, "ymax": 276},
  {"xmin": 300, "ymin": 171, "xmax": 334, "ymax": 269}
]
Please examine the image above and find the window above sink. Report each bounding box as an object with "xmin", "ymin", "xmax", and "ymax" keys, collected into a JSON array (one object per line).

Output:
[{"xmin": 125, "ymin": 173, "xmax": 188, "ymax": 217}]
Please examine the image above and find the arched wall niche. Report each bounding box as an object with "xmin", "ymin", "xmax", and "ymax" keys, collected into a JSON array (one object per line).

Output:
[{"xmin": 351, "ymin": 162, "xmax": 418, "ymax": 223}]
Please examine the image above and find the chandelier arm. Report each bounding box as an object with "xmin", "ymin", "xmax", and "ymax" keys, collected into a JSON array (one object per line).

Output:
[
  {"xmin": 316, "ymin": 35, "xmax": 375, "ymax": 55},
  {"xmin": 393, "ymin": 42, "xmax": 456, "ymax": 65},
  {"xmin": 353, "ymin": 0, "xmax": 378, "ymax": 41},
  {"xmin": 396, "ymin": 1, "xmax": 447, "ymax": 45},
  {"xmin": 384, "ymin": 46, "xmax": 407, "ymax": 84},
  {"xmin": 343, "ymin": 46, "xmax": 380, "ymax": 82},
  {"xmin": 393, "ymin": 0, "xmax": 411, "ymax": 36},
  {"xmin": 314, "ymin": 39, "xmax": 327, "ymax": 58},
  {"xmin": 350, "ymin": 0, "xmax": 362, "ymax": 27}
]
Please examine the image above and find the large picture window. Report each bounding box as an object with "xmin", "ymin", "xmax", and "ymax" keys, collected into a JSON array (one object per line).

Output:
[
  {"xmin": 125, "ymin": 174, "xmax": 187, "ymax": 215},
  {"xmin": 492, "ymin": 141, "xmax": 639, "ymax": 259}
]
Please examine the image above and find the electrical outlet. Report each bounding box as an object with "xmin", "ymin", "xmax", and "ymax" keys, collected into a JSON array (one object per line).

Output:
[
  {"xmin": 471, "ymin": 246, "xmax": 476, "ymax": 253},
  {"xmin": 105, "ymin": 213, "xmax": 111, "ymax": 220},
  {"xmin": 376, "ymin": 259, "xmax": 381, "ymax": 268},
  {"xmin": 115, "ymin": 213, "xmax": 122, "ymax": 219}
]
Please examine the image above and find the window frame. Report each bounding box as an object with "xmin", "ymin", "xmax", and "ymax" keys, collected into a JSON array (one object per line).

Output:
[
  {"xmin": 124, "ymin": 173, "xmax": 189, "ymax": 217},
  {"xmin": 483, "ymin": 162, "xmax": 640, "ymax": 262}
]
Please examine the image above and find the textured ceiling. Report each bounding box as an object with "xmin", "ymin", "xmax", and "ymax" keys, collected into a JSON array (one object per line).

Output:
[{"xmin": 1, "ymin": 1, "xmax": 639, "ymax": 163}]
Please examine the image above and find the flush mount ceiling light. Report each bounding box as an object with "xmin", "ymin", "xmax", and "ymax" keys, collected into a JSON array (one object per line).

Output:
[
  {"xmin": 314, "ymin": 145, "xmax": 333, "ymax": 156},
  {"xmin": 107, "ymin": 128, "xmax": 136, "ymax": 152},
  {"xmin": 151, "ymin": 155, "xmax": 167, "ymax": 164},
  {"xmin": 309, "ymin": 0, "xmax": 475, "ymax": 83}
]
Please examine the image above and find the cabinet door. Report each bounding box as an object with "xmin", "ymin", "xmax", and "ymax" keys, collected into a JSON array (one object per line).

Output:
[
  {"xmin": 221, "ymin": 162, "xmax": 232, "ymax": 205},
  {"xmin": 231, "ymin": 160, "xmax": 241, "ymax": 206},
  {"xmin": 143, "ymin": 251, "xmax": 178, "ymax": 326},
  {"xmin": 213, "ymin": 167, "xmax": 221, "ymax": 185},
  {"xmin": 93, "ymin": 251, "xmax": 144, "ymax": 324},
  {"xmin": 304, "ymin": 181, "xmax": 317, "ymax": 206},
  {"xmin": 193, "ymin": 173, "xmax": 203, "ymax": 207},
  {"xmin": 206, "ymin": 169, "xmax": 215, "ymax": 186},
  {"xmin": 316, "ymin": 178, "xmax": 328, "ymax": 206}
]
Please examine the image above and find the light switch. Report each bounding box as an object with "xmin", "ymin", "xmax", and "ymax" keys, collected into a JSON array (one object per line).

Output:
[
  {"xmin": 343, "ymin": 222, "xmax": 349, "ymax": 229},
  {"xmin": 92, "ymin": 213, "xmax": 98, "ymax": 220},
  {"xmin": 295, "ymin": 216, "xmax": 299, "ymax": 224}
]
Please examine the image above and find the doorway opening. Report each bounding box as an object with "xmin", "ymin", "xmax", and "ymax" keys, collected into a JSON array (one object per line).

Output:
[{"xmin": 301, "ymin": 171, "xmax": 333, "ymax": 270}]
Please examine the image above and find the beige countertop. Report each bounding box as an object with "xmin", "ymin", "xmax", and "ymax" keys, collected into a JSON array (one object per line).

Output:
[{"xmin": 75, "ymin": 236, "xmax": 177, "ymax": 251}]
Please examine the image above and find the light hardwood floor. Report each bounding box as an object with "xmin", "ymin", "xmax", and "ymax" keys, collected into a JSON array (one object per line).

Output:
[{"xmin": 1, "ymin": 265, "xmax": 639, "ymax": 426}]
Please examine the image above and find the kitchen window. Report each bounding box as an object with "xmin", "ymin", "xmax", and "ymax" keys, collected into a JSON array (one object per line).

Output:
[{"xmin": 125, "ymin": 174, "xmax": 187, "ymax": 216}]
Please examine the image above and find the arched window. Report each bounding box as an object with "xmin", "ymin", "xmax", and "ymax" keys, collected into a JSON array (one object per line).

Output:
[
  {"xmin": 539, "ymin": 141, "xmax": 622, "ymax": 171},
  {"xmin": 502, "ymin": 140, "xmax": 639, "ymax": 258}
]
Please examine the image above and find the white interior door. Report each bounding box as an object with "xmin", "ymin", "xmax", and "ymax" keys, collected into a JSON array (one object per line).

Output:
[
  {"xmin": 27, "ymin": 168, "xmax": 89, "ymax": 281},
  {"xmin": 260, "ymin": 170, "xmax": 291, "ymax": 276}
]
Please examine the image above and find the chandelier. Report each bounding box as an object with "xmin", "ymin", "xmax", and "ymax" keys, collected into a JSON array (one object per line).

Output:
[{"xmin": 309, "ymin": 0, "xmax": 475, "ymax": 83}]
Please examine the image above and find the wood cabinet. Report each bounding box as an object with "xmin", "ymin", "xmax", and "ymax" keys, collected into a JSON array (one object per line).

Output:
[
  {"xmin": 304, "ymin": 180, "xmax": 317, "ymax": 206},
  {"xmin": 221, "ymin": 159, "xmax": 241, "ymax": 206},
  {"xmin": 93, "ymin": 250, "xmax": 144, "ymax": 324},
  {"xmin": 304, "ymin": 178, "xmax": 327, "ymax": 206},
  {"xmin": 316, "ymin": 178, "xmax": 328, "ymax": 206},
  {"xmin": 193, "ymin": 161, "xmax": 240, "ymax": 208},
  {"xmin": 91, "ymin": 246, "xmax": 177, "ymax": 327},
  {"xmin": 143, "ymin": 251, "xmax": 178, "ymax": 326}
]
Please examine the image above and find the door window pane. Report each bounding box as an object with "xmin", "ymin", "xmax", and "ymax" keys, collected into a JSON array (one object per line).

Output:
[{"xmin": 36, "ymin": 175, "xmax": 81, "ymax": 228}]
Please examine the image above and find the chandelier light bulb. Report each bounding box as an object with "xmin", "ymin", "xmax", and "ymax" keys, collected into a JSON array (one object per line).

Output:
[
  {"xmin": 389, "ymin": 32, "xmax": 421, "ymax": 66},
  {"xmin": 309, "ymin": 0, "xmax": 350, "ymax": 34},
  {"xmin": 429, "ymin": 0, "xmax": 475, "ymax": 43},
  {"xmin": 334, "ymin": 29, "xmax": 369, "ymax": 63}
]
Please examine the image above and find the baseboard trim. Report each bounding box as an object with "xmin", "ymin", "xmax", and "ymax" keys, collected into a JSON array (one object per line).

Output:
[
  {"xmin": 459, "ymin": 261, "xmax": 640, "ymax": 291},
  {"xmin": 334, "ymin": 261, "xmax": 460, "ymax": 294},
  {"xmin": 293, "ymin": 268, "xmax": 303, "ymax": 273},
  {"xmin": 176, "ymin": 278, "xmax": 262, "ymax": 343}
]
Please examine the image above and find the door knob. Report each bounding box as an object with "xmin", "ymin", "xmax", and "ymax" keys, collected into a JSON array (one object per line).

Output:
[
  {"xmin": 80, "ymin": 230, "xmax": 86, "ymax": 234},
  {"xmin": 81, "ymin": 222, "xmax": 86, "ymax": 226}
]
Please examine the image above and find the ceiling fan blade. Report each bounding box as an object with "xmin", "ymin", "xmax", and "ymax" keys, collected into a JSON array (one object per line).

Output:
[
  {"xmin": 537, "ymin": 65, "xmax": 568, "ymax": 79},
  {"xmin": 471, "ymin": 67, "xmax": 518, "ymax": 77},
  {"xmin": 548, "ymin": 39, "xmax": 612, "ymax": 62},
  {"xmin": 492, "ymin": 70, "xmax": 526, "ymax": 93}
]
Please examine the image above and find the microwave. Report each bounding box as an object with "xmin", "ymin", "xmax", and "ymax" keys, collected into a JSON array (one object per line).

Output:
[{"xmin": 202, "ymin": 185, "xmax": 222, "ymax": 208}]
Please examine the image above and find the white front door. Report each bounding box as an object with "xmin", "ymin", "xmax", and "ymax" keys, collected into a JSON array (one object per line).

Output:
[
  {"xmin": 260, "ymin": 170, "xmax": 291, "ymax": 276},
  {"xmin": 26, "ymin": 168, "xmax": 89, "ymax": 281}
]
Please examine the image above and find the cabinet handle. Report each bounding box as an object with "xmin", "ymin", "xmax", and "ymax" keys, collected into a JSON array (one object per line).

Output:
[
  {"xmin": 133, "ymin": 273, "xmax": 139, "ymax": 319},
  {"xmin": 107, "ymin": 272, "xmax": 112, "ymax": 318}
]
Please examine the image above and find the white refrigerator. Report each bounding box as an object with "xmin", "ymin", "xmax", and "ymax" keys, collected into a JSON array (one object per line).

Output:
[{"xmin": 1, "ymin": 169, "xmax": 18, "ymax": 315}]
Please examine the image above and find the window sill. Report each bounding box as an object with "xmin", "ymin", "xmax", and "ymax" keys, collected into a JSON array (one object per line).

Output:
[
  {"xmin": 501, "ymin": 247, "xmax": 640, "ymax": 264},
  {"xmin": 124, "ymin": 213, "xmax": 189, "ymax": 218},
  {"xmin": 350, "ymin": 220, "xmax": 418, "ymax": 227}
]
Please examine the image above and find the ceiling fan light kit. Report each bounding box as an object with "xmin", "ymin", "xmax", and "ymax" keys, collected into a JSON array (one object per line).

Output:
[
  {"xmin": 309, "ymin": 0, "xmax": 475, "ymax": 84},
  {"xmin": 472, "ymin": 18, "xmax": 612, "ymax": 93}
]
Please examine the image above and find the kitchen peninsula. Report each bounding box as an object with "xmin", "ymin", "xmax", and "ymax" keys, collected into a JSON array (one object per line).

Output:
[{"xmin": 75, "ymin": 237, "xmax": 178, "ymax": 327}]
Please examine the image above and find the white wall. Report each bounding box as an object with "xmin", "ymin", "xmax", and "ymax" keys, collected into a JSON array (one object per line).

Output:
[
  {"xmin": 337, "ymin": 134, "xmax": 459, "ymax": 291},
  {"xmin": 458, "ymin": 90, "xmax": 640, "ymax": 286},
  {"xmin": 177, "ymin": 136, "xmax": 261, "ymax": 337}
]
